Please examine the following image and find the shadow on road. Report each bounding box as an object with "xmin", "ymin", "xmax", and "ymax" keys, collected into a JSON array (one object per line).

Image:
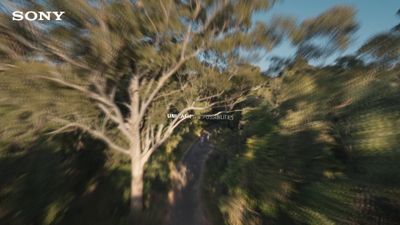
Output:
[{"xmin": 166, "ymin": 139, "xmax": 213, "ymax": 225}]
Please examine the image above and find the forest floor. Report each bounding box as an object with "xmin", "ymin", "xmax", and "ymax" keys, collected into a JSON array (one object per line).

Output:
[{"xmin": 166, "ymin": 138, "xmax": 213, "ymax": 225}]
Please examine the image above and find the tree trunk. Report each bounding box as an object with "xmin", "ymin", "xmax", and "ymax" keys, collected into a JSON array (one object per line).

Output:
[
  {"xmin": 130, "ymin": 159, "xmax": 144, "ymax": 212},
  {"xmin": 128, "ymin": 75, "xmax": 144, "ymax": 220}
]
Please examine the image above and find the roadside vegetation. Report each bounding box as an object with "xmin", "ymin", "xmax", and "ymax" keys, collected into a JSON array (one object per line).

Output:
[
  {"xmin": 204, "ymin": 59, "xmax": 400, "ymax": 225},
  {"xmin": 0, "ymin": 1, "xmax": 399, "ymax": 225}
]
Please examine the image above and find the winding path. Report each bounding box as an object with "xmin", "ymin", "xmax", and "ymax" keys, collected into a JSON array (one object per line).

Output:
[{"xmin": 166, "ymin": 139, "xmax": 213, "ymax": 225}]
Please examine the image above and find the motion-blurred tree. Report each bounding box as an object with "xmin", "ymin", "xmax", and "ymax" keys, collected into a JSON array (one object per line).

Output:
[
  {"xmin": 0, "ymin": 0, "xmax": 273, "ymax": 219},
  {"xmin": 0, "ymin": 0, "xmax": 358, "ymax": 221},
  {"xmin": 205, "ymin": 56, "xmax": 400, "ymax": 225},
  {"xmin": 358, "ymin": 9, "xmax": 400, "ymax": 65}
]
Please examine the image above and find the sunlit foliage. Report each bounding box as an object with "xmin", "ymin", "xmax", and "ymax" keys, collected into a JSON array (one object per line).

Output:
[{"xmin": 205, "ymin": 60, "xmax": 400, "ymax": 225}]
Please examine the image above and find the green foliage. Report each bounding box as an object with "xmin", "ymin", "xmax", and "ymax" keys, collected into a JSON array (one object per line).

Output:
[
  {"xmin": 204, "ymin": 63, "xmax": 400, "ymax": 225},
  {"xmin": 0, "ymin": 133, "xmax": 129, "ymax": 225},
  {"xmin": 358, "ymin": 10, "xmax": 400, "ymax": 64},
  {"xmin": 0, "ymin": 0, "xmax": 359, "ymax": 149},
  {"xmin": 267, "ymin": 6, "xmax": 358, "ymax": 59},
  {"xmin": 0, "ymin": 121, "xmax": 199, "ymax": 225},
  {"xmin": 359, "ymin": 32, "xmax": 400, "ymax": 63},
  {"xmin": 0, "ymin": 1, "xmax": 389, "ymax": 225},
  {"xmin": 0, "ymin": 62, "xmax": 99, "ymax": 145},
  {"xmin": 0, "ymin": 0, "xmax": 283, "ymax": 152}
]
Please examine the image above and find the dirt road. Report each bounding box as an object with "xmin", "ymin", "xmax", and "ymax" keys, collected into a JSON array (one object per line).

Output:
[{"xmin": 166, "ymin": 140, "xmax": 212, "ymax": 225}]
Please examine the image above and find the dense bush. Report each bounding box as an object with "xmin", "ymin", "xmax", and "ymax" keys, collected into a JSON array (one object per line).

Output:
[
  {"xmin": 0, "ymin": 121, "xmax": 199, "ymax": 225},
  {"xmin": 204, "ymin": 63, "xmax": 400, "ymax": 225}
]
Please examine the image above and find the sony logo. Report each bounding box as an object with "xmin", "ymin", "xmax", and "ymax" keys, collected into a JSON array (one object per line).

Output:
[{"xmin": 12, "ymin": 11, "xmax": 65, "ymax": 21}]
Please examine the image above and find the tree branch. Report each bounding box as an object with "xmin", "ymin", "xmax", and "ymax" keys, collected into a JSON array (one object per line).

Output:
[
  {"xmin": 140, "ymin": 104, "xmax": 197, "ymax": 164},
  {"xmin": 44, "ymin": 44, "xmax": 90, "ymax": 70},
  {"xmin": 49, "ymin": 120, "xmax": 130, "ymax": 155},
  {"xmin": 41, "ymin": 75, "xmax": 132, "ymax": 140},
  {"xmin": 138, "ymin": 48, "xmax": 201, "ymax": 121}
]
